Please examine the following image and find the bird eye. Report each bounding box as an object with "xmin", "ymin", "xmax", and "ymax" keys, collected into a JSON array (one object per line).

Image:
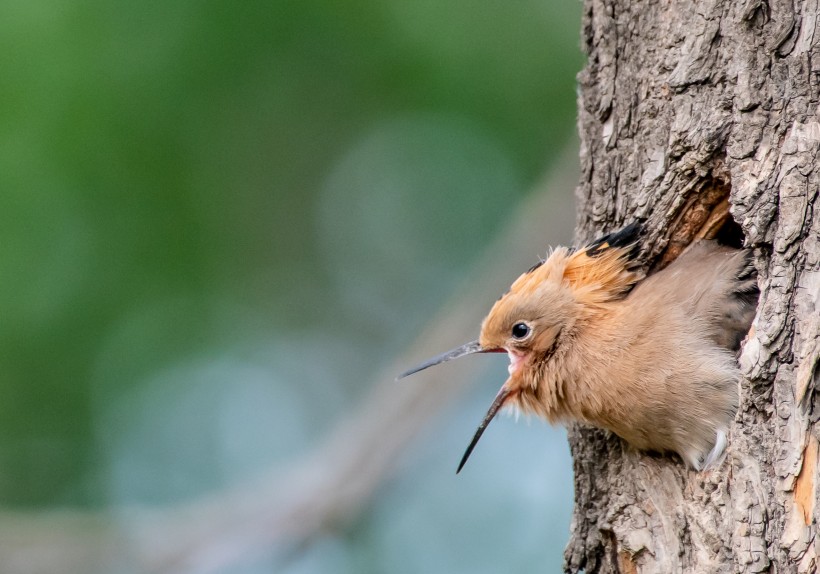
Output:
[{"xmin": 511, "ymin": 322, "xmax": 530, "ymax": 339}]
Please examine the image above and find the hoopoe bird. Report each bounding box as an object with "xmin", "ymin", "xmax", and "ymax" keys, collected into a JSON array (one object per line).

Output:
[{"xmin": 399, "ymin": 223, "xmax": 758, "ymax": 472}]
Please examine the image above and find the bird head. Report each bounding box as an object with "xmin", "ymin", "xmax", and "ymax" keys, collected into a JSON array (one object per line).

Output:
[{"xmin": 478, "ymin": 255, "xmax": 578, "ymax": 381}]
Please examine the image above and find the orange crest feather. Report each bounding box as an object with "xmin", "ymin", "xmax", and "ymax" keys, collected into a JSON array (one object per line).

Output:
[{"xmin": 562, "ymin": 243, "xmax": 643, "ymax": 305}]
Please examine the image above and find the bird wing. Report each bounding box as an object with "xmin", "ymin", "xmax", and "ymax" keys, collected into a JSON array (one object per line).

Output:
[{"xmin": 630, "ymin": 240, "xmax": 757, "ymax": 350}]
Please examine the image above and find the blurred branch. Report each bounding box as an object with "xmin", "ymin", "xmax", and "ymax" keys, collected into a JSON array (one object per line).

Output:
[{"xmin": 0, "ymin": 139, "xmax": 578, "ymax": 574}]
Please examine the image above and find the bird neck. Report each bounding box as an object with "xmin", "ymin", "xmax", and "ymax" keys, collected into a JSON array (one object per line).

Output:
[{"xmin": 527, "ymin": 304, "xmax": 626, "ymax": 424}]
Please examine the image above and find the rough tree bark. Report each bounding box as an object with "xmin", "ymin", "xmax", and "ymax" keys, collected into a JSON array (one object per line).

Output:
[{"xmin": 566, "ymin": 1, "xmax": 820, "ymax": 573}]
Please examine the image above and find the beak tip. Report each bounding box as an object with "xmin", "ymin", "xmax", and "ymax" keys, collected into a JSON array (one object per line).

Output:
[
  {"xmin": 395, "ymin": 367, "xmax": 420, "ymax": 380},
  {"xmin": 454, "ymin": 387, "xmax": 512, "ymax": 476},
  {"xmin": 396, "ymin": 340, "xmax": 485, "ymax": 381}
]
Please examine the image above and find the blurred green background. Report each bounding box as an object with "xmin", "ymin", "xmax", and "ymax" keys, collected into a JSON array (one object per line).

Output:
[{"xmin": 0, "ymin": 0, "xmax": 582, "ymax": 572}]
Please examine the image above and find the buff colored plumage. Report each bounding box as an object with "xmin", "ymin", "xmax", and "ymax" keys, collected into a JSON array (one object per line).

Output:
[{"xmin": 399, "ymin": 224, "xmax": 758, "ymax": 472}]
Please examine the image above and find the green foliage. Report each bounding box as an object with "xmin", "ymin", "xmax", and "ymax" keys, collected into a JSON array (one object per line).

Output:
[{"xmin": 0, "ymin": 0, "xmax": 581, "ymax": 565}]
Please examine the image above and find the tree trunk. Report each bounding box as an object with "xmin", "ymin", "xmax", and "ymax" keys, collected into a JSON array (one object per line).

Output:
[{"xmin": 567, "ymin": 1, "xmax": 820, "ymax": 573}]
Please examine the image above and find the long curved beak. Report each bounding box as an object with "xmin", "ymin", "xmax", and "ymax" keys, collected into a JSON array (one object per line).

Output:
[
  {"xmin": 396, "ymin": 340, "xmax": 503, "ymax": 380},
  {"xmin": 457, "ymin": 386, "xmax": 512, "ymax": 473}
]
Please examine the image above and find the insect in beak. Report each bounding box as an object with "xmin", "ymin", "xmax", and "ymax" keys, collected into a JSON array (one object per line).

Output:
[
  {"xmin": 395, "ymin": 340, "xmax": 504, "ymax": 380},
  {"xmin": 457, "ymin": 386, "xmax": 512, "ymax": 473}
]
